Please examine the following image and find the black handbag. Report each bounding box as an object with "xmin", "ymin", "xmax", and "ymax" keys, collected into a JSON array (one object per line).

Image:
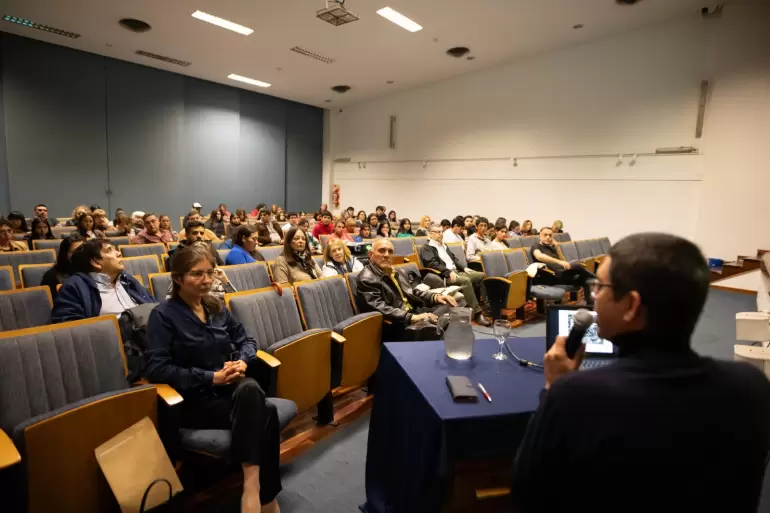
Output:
[{"xmin": 139, "ymin": 478, "xmax": 174, "ymax": 513}]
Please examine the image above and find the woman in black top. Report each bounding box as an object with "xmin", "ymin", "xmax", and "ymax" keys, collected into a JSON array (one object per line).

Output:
[
  {"xmin": 25, "ymin": 217, "xmax": 55, "ymax": 249},
  {"xmin": 146, "ymin": 245, "xmax": 281, "ymax": 512},
  {"xmin": 41, "ymin": 233, "xmax": 85, "ymax": 298},
  {"xmin": 205, "ymin": 209, "xmax": 226, "ymax": 239},
  {"xmin": 7, "ymin": 210, "xmax": 29, "ymax": 234},
  {"xmin": 376, "ymin": 221, "xmax": 392, "ymax": 238}
]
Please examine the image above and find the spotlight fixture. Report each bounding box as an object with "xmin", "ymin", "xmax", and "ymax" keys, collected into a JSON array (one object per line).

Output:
[{"xmin": 317, "ymin": 1, "xmax": 359, "ymax": 26}]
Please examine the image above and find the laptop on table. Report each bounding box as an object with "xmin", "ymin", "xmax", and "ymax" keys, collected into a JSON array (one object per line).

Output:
[{"xmin": 545, "ymin": 305, "xmax": 619, "ymax": 369}]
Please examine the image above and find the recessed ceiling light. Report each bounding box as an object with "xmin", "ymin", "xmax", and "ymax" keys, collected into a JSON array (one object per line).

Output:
[
  {"xmin": 376, "ymin": 7, "xmax": 422, "ymax": 32},
  {"xmin": 324, "ymin": 100, "xmax": 332, "ymax": 103},
  {"xmin": 191, "ymin": 10, "xmax": 253, "ymax": 35},
  {"xmin": 2, "ymin": 15, "xmax": 80, "ymax": 38},
  {"xmin": 573, "ymin": 23, "xmax": 584, "ymax": 29},
  {"xmin": 386, "ymin": 80, "xmax": 394, "ymax": 84},
  {"xmin": 228, "ymin": 74, "xmax": 270, "ymax": 88}
]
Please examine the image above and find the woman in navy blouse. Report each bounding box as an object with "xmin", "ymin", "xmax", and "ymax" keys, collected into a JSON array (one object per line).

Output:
[{"xmin": 145, "ymin": 244, "xmax": 281, "ymax": 512}]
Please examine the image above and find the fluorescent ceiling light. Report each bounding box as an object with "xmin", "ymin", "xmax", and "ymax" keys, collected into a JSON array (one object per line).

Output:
[
  {"xmin": 376, "ymin": 7, "xmax": 422, "ymax": 32},
  {"xmin": 191, "ymin": 10, "xmax": 253, "ymax": 35},
  {"xmin": 228, "ymin": 74, "xmax": 271, "ymax": 88}
]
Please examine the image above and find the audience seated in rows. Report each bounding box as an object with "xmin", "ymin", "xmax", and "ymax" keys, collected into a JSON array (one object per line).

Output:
[
  {"xmin": 375, "ymin": 221, "xmax": 392, "ymax": 238},
  {"xmin": 41, "ymin": 233, "xmax": 85, "ymax": 299},
  {"xmin": 321, "ymin": 238, "xmax": 364, "ymax": 277},
  {"xmin": 65, "ymin": 204, "xmax": 90, "ymax": 226},
  {"xmin": 34, "ymin": 203, "xmax": 59, "ymax": 226},
  {"xmin": 113, "ymin": 213, "xmax": 137, "ymax": 237},
  {"xmin": 131, "ymin": 210, "xmax": 146, "ymax": 230},
  {"xmin": 421, "ymin": 226, "xmax": 491, "ymax": 326},
  {"xmin": 274, "ymin": 227, "xmax": 322, "ymax": 285},
  {"xmin": 442, "ymin": 217, "xmax": 465, "ymax": 244},
  {"xmin": 356, "ymin": 224, "xmax": 372, "ymax": 242},
  {"xmin": 179, "ymin": 211, "xmax": 219, "ymax": 241},
  {"xmin": 356, "ymin": 238, "xmax": 456, "ymax": 341},
  {"xmin": 396, "ymin": 219, "xmax": 414, "ymax": 238},
  {"xmin": 168, "ymin": 227, "xmax": 234, "ymax": 299},
  {"xmin": 520, "ymin": 219, "xmax": 537, "ymax": 236},
  {"xmin": 26, "ymin": 217, "xmax": 56, "ymax": 248},
  {"xmin": 206, "ymin": 209, "xmax": 226, "ymax": 239},
  {"xmin": 92, "ymin": 209, "xmax": 113, "ymax": 232},
  {"xmin": 312, "ymin": 210, "xmax": 334, "ymax": 239},
  {"xmin": 368, "ymin": 213, "xmax": 380, "ymax": 230},
  {"xmin": 552, "ymin": 219, "xmax": 564, "ymax": 233},
  {"xmin": 415, "ymin": 216, "xmax": 431, "ymax": 237},
  {"xmin": 52, "ymin": 239, "xmax": 154, "ymax": 323},
  {"xmin": 226, "ymin": 225, "xmax": 265, "ymax": 266},
  {"xmin": 257, "ymin": 209, "xmax": 283, "ymax": 246},
  {"xmin": 489, "ymin": 221, "xmax": 509, "ymax": 250},
  {"xmin": 509, "ymin": 220, "xmax": 521, "ymax": 237},
  {"xmin": 375, "ymin": 206, "xmax": 387, "ymax": 223},
  {"xmin": 388, "ymin": 210, "xmax": 398, "ymax": 224},
  {"xmin": 131, "ymin": 212, "xmax": 172, "ymax": 244},
  {"xmin": 531, "ymin": 226, "xmax": 595, "ymax": 304},
  {"xmin": 7, "ymin": 210, "xmax": 28, "ymax": 234},
  {"xmin": 0, "ymin": 218, "xmax": 28, "ymax": 252},
  {"xmin": 465, "ymin": 217, "xmax": 494, "ymax": 262},
  {"xmin": 159, "ymin": 214, "xmax": 178, "ymax": 241},
  {"xmin": 227, "ymin": 213, "xmax": 243, "ymax": 240},
  {"xmin": 145, "ymin": 244, "xmax": 281, "ymax": 512},
  {"xmin": 217, "ymin": 203, "xmax": 231, "ymax": 223},
  {"xmin": 331, "ymin": 219, "xmax": 354, "ymax": 243},
  {"xmin": 282, "ymin": 212, "xmax": 300, "ymax": 234},
  {"xmin": 298, "ymin": 218, "xmax": 321, "ymax": 255}
]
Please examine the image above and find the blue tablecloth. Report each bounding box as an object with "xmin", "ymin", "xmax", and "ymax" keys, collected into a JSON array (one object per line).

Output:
[{"xmin": 363, "ymin": 337, "xmax": 546, "ymax": 513}]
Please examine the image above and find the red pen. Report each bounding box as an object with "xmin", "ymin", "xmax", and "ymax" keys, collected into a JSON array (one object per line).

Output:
[{"xmin": 478, "ymin": 383, "xmax": 492, "ymax": 402}]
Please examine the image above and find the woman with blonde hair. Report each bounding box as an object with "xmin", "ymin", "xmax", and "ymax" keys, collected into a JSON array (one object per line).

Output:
[
  {"xmin": 415, "ymin": 216, "xmax": 431, "ymax": 237},
  {"xmin": 321, "ymin": 238, "xmax": 364, "ymax": 277},
  {"xmin": 65, "ymin": 204, "xmax": 90, "ymax": 226},
  {"xmin": 552, "ymin": 220, "xmax": 564, "ymax": 234}
]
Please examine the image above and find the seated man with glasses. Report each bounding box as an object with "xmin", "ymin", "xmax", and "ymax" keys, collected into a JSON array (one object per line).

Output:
[
  {"xmin": 530, "ymin": 226, "xmax": 595, "ymax": 305},
  {"xmin": 356, "ymin": 238, "xmax": 457, "ymax": 341},
  {"xmin": 420, "ymin": 226, "xmax": 491, "ymax": 326}
]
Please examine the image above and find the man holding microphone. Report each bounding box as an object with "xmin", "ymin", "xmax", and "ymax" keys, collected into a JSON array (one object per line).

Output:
[{"xmin": 512, "ymin": 233, "xmax": 770, "ymax": 513}]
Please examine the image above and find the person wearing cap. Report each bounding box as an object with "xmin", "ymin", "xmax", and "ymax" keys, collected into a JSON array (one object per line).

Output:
[{"xmin": 192, "ymin": 202, "xmax": 202, "ymax": 213}]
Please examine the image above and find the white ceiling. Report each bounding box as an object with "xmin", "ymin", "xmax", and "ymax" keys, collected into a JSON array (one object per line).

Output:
[{"xmin": 0, "ymin": 0, "xmax": 715, "ymax": 107}]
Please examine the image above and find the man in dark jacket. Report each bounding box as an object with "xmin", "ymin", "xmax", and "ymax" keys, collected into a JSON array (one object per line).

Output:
[
  {"xmin": 511, "ymin": 233, "xmax": 770, "ymax": 513},
  {"xmin": 52, "ymin": 239, "xmax": 153, "ymax": 323},
  {"xmin": 356, "ymin": 238, "xmax": 456, "ymax": 341},
  {"xmin": 256, "ymin": 209, "xmax": 284, "ymax": 246},
  {"xmin": 420, "ymin": 225, "xmax": 491, "ymax": 326}
]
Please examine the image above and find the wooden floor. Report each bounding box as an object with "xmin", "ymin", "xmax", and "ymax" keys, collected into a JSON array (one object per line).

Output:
[{"xmin": 173, "ymin": 386, "xmax": 372, "ymax": 511}]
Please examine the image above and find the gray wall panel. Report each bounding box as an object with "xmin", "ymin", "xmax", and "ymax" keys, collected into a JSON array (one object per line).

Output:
[
  {"xmin": 3, "ymin": 35, "xmax": 108, "ymax": 218},
  {"xmin": 286, "ymin": 102, "xmax": 323, "ymax": 212},
  {"xmin": 105, "ymin": 59, "xmax": 187, "ymax": 218}
]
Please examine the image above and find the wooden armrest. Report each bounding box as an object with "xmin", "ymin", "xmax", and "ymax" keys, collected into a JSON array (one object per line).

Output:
[
  {"xmin": 0, "ymin": 429, "xmax": 21, "ymax": 469},
  {"xmin": 483, "ymin": 276, "xmax": 512, "ymax": 286},
  {"xmin": 420, "ymin": 267, "xmax": 442, "ymax": 275},
  {"xmin": 134, "ymin": 379, "xmax": 183, "ymax": 407},
  {"xmin": 257, "ymin": 350, "xmax": 281, "ymax": 367},
  {"xmin": 475, "ymin": 487, "xmax": 511, "ymax": 500},
  {"xmin": 331, "ymin": 332, "xmax": 346, "ymax": 344}
]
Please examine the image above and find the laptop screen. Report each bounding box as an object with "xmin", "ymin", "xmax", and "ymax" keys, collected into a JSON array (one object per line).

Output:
[{"xmin": 546, "ymin": 306, "xmax": 616, "ymax": 355}]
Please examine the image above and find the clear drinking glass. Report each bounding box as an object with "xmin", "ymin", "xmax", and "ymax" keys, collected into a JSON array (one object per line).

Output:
[{"xmin": 493, "ymin": 319, "xmax": 511, "ymax": 361}]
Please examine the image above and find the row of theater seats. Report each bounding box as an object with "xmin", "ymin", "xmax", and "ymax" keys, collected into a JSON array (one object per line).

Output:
[{"xmin": 0, "ymin": 275, "xmax": 384, "ymax": 512}]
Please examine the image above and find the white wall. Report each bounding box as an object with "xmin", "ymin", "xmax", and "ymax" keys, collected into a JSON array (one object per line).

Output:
[{"xmin": 330, "ymin": 4, "xmax": 770, "ymax": 258}]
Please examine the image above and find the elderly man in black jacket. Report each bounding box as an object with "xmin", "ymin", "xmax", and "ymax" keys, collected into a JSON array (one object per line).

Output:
[
  {"xmin": 420, "ymin": 225, "xmax": 491, "ymax": 326},
  {"xmin": 356, "ymin": 238, "xmax": 457, "ymax": 341}
]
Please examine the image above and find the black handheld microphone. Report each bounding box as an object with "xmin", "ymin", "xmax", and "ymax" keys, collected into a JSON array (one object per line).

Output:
[{"xmin": 565, "ymin": 309, "xmax": 594, "ymax": 359}]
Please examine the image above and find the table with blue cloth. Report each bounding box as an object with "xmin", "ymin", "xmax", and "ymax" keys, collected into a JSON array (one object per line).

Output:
[{"xmin": 362, "ymin": 337, "xmax": 546, "ymax": 513}]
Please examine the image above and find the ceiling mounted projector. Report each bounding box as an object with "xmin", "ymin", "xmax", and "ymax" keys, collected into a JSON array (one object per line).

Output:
[{"xmin": 317, "ymin": 0, "xmax": 359, "ymax": 26}]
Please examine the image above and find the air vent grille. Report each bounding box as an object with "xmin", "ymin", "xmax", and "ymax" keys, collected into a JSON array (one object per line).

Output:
[
  {"xmin": 290, "ymin": 46, "xmax": 335, "ymax": 64},
  {"xmin": 135, "ymin": 50, "xmax": 191, "ymax": 67},
  {"xmin": 2, "ymin": 15, "xmax": 80, "ymax": 38}
]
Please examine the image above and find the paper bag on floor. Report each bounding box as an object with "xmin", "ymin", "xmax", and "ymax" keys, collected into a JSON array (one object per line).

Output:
[{"xmin": 95, "ymin": 417, "xmax": 183, "ymax": 513}]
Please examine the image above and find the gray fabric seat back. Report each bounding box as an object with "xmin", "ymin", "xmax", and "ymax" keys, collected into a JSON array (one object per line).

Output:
[
  {"xmin": 413, "ymin": 236, "xmax": 430, "ymax": 246},
  {"xmin": 561, "ymin": 232, "xmax": 572, "ymax": 242},
  {"xmin": 520, "ymin": 236, "xmax": 537, "ymax": 248},
  {"xmin": 558, "ymin": 242, "xmax": 580, "ymax": 262},
  {"xmin": 504, "ymin": 249, "xmax": 528, "ymax": 272},
  {"xmin": 446, "ymin": 243, "xmax": 467, "ymax": 269},
  {"xmin": 0, "ymin": 316, "xmax": 128, "ymax": 435},
  {"xmin": 256, "ymin": 247, "xmax": 283, "ymax": 262},
  {"xmin": 217, "ymin": 249, "xmax": 230, "ymax": 263},
  {"xmin": 295, "ymin": 277, "xmax": 355, "ymax": 330},
  {"xmin": 32, "ymin": 239, "xmax": 63, "ymax": 251},
  {"xmin": 599, "ymin": 237, "xmax": 611, "ymax": 254},
  {"xmin": 389, "ymin": 238, "xmax": 415, "ymax": 257},
  {"xmin": 0, "ymin": 266, "xmax": 13, "ymax": 291},
  {"xmin": 210, "ymin": 240, "xmax": 226, "ymax": 250},
  {"xmin": 506, "ymin": 238, "xmax": 523, "ymax": 249},
  {"xmin": 121, "ymin": 256, "xmax": 160, "ymax": 288},
  {"xmin": 228, "ymin": 288, "xmax": 304, "ymax": 351},
  {"xmin": 0, "ymin": 250, "xmax": 56, "ymax": 287},
  {"xmin": 589, "ymin": 239, "xmax": 604, "ymax": 257},
  {"xmin": 480, "ymin": 251, "xmax": 508, "ymax": 278},
  {"xmin": 575, "ymin": 240, "xmax": 593, "ymax": 260},
  {"xmin": 149, "ymin": 273, "xmax": 172, "ymax": 302},
  {"xmin": 346, "ymin": 272, "xmax": 361, "ymax": 311},
  {"xmin": 312, "ymin": 255, "xmax": 324, "ymax": 269},
  {"xmin": 106, "ymin": 236, "xmax": 130, "ymax": 247},
  {"xmin": 120, "ymin": 244, "xmax": 166, "ymax": 259},
  {"xmin": 222, "ymin": 263, "xmax": 271, "ymax": 292},
  {"xmin": 20, "ymin": 265, "xmax": 51, "ymax": 288},
  {"xmin": 0, "ymin": 287, "xmax": 53, "ymax": 332}
]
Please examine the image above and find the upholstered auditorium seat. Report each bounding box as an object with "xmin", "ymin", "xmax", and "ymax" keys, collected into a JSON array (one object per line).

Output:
[
  {"xmin": 19, "ymin": 264, "xmax": 51, "ymax": 289},
  {"xmin": 295, "ymin": 276, "xmax": 383, "ymax": 387},
  {"xmin": 480, "ymin": 251, "xmax": 529, "ymax": 320},
  {"xmin": 0, "ymin": 287, "xmax": 53, "ymax": 331},
  {"xmin": 119, "ymin": 243, "xmax": 167, "ymax": 261},
  {"xmin": 0, "ymin": 250, "xmax": 55, "ymax": 288},
  {"xmin": 256, "ymin": 246, "xmax": 283, "ymax": 262},
  {"xmin": 226, "ymin": 286, "xmax": 334, "ymax": 422},
  {"xmin": 105, "ymin": 236, "xmax": 130, "ymax": 247},
  {"xmin": 31, "ymin": 239, "xmax": 63, "ymax": 251},
  {"xmin": 445, "ymin": 242, "xmax": 468, "ymax": 270},
  {"xmin": 599, "ymin": 236, "xmax": 611, "ymax": 254},
  {"xmin": 121, "ymin": 255, "xmax": 161, "ymax": 289},
  {"xmin": 221, "ymin": 262, "xmax": 271, "ymax": 292},
  {"xmin": 148, "ymin": 272, "xmax": 172, "ymax": 302},
  {"xmin": 0, "ymin": 266, "xmax": 13, "ymax": 291},
  {"xmin": 506, "ymin": 237, "xmax": 523, "ymax": 249}
]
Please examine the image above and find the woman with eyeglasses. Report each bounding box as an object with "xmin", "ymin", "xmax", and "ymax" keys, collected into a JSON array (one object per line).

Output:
[
  {"xmin": 225, "ymin": 225, "xmax": 263, "ymax": 266},
  {"xmin": 273, "ymin": 227, "xmax": 322, "ymax": 285},
  {"xmin": 146, "ymin": 244, "xmax": 283, "ymax": 513}
]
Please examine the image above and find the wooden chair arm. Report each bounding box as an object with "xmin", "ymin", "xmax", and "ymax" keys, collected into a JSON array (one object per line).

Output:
[
  {"xmin": 133, "ymin": 379, "xmax": 184, "ymax": 407},
  {"xmin": 420, "ymin": 267, "xmax": 442, "ymax": 276},
  {"xmin": 250, "ymin": 350, "xmax": 281, "ymax": 397},
  {"xmin": 0, "ymin": 429, "xmax": 21, "ymax": 469},
  {"xmin": 331, "ymin": 332, "xmax": 346, "ymax": 344},
  {"xmin": 257, "ymin": 350, "xmax": 281, "ymax": 367}
]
